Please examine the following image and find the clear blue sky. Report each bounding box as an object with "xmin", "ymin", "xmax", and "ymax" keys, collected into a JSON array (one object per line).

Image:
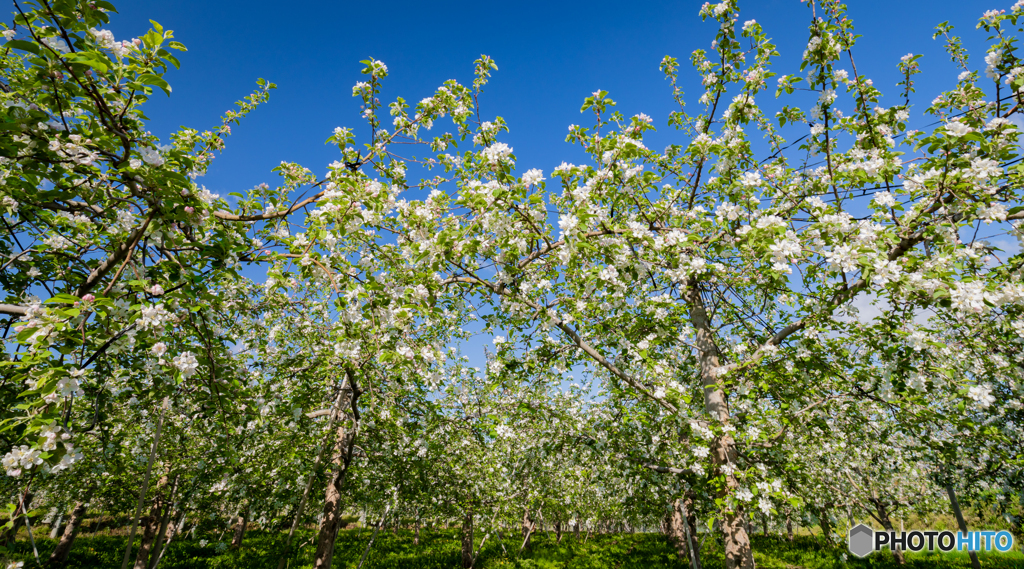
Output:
[
  {"xmin": 88, "ymin": 0, "xmax": 1005, "ymax": 375},
  {"xmin": 101, "ymin": 0, "xmax": 996, "ymax": 199}
]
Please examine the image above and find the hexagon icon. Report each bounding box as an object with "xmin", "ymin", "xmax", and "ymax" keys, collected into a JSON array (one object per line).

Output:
[{"xmin": 848, "ymin": 524, "xmax": 874, "ymax": 558}]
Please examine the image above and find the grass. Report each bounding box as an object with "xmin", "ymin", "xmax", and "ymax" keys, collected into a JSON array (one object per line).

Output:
[{"xmin": 1, "ymin": 528, "xmax": 1021, "ymax": 568}]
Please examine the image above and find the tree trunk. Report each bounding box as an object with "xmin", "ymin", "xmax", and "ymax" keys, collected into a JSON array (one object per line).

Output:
[
  {"xmin": 414, "ymin": 519, "xmax": 420, "ymax": 545},
  {"xmin": 946, "ymin": 484, "xmax": 981, "ymax": 569},
  {"xmin": 574, "ymin": 514, "xmax": 580, "ymax": 541},
  {"xmin": 679, "ymin": 496, "xmax": 703, "ymax": 569},
  {"xmin": 148, "ymin": 475, "xmax": 179, "ymax": 569},
  {"xmin": 277, "ymin": 391, "xmax": 347, "ymax": 569},
  {"xmin": 147, "ymin": 506, "xmax": 173, "ymax": 569},
  {"xmin": 818, "ymin": 507, "xmax": 834, "ymax": 547},
  {"xmin": 315, "ymin": 471, "xmax": 344, "ymax": 569},
  {"xmin": 312, "ymin": 371, "xmax": 358, "ymax": 569},
  {"xmin": 665, "ymin": 500, "xmax": 688, "ymax": 560},
  {"xmin": 786, "ymin": 511, "xmax": 793, "ymax": 542},
  {"xmin": 47, "ymin": 496, "xmax": 91, "ymax": 567},
  {"xmin": 689, "ymin": 285, "xmax": 754, "ymax": 569},
  {"xmin": 555, "ymin": 520, "xmax": 562, "ymax": 543},
  {"xmin": 230, "ymin": 504, "xmax": 249, "ymax": 549},
  {"xmin": 121, "ymin": 397, "xmax": 169, "ymax": 569},
  {"xmin": 132, "ymin": 476, "xmax": 169, "ymax": 569},
  {"xmin": 521, "ymin": 508, "xmax": 533, "ymax": 551},
  {"xmin": 151, "ymin": 509, "xmax": 187, "ymax": 569},
  {"xmin": 872, "ymin": 500, "xmax": 905, "ymax": 565},
  {"xmin": 460, "ymin": 511, "xmax": 474, "ymax": 569}
]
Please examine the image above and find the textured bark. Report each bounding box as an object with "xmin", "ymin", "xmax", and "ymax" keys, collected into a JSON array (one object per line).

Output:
[
  {"xmin": 818, "ymin": 507, "xmax": 835, "ymax": 547},
  {"xmin": 230, "ymin": 504, "xmax": 249, "ymax": 549},
  {"xmin": 414, "ymin": 520, "xmax": 420, "ymax": 545},
  {"xmin": 786, "ymin": 512, "xmax": 793, "ymax": 542},
  {"xmin": 688, "ymin": 285, "xmax": 754, "ymax": 569},
  {"xmin": 314, "ymin": 464, "xmax": 345, "ymax": 569},
  {"xmin": 679, "ymin": 496, "xmax": 703, "ymax": 569},
  {"xmin": 520, "ymin": 509, "xmax": 534, "ymax": 551},
  {"xmin": 520, "ymin": 507, "xmax": 536, "ymax": 552},
  {"xmin": 48, "ymin": 497, "xmax": 90, "ymax": 567},
  {"xmin": 132, "ymin": 476, "xmax": 169, "ymax": 569},
  {"xmin": 664, "ymin": 501, "xmax": 688, "ymax": 560},
  {"xmin": 872, "ymin": 501, "xmax": 905, "ymax": 565},
  {"xmin": 555, "ymin": 521, "xmax": 562, "ymax": 543},
  {"xmin": 312, "ymin": 371, "xmax": 358, "ymax": 569},
  {"xmin": 460, "ymin": 511, "xmax": 474, "ymax": 569},
  {"xmin": 277, "ymin": 390, "xmax": 346, "ymax": 569}
]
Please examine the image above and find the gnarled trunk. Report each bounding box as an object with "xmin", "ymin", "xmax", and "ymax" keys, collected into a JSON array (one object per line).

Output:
[
  {"xmin": 312, "ymin": 371, "xmax": 358, "ymax": 569},
  {"xmin": 520, "ymin": 508, "xmax": 533, "ymax": 551},
  {"xmin": 871, "ymin": 500, "xmax": 905, "ymax": 565},
  {"xmin": 818, "ymin": 507, "xmax": 834, "ymax": 547},
  {"xmin": 689, "ymin": 285, "xmax": 754, "ymax": 569},
  {"xmin": 460, "ymin": 511, "xmax": 474, "ymax": 569},
  {"xmin": 664, "ymin": 500, "xmax": 688, "ymax": 560},
  {"xmin": 48, "ymin": 495, "xmax": 91, "ymax": 567},
  {"xmin": 313, "ymin": 452, "xmax": 348, "ymax": 568},
  {"xmin": 230, "ymin": 504, "xmax": 249, "ymax": 549}
]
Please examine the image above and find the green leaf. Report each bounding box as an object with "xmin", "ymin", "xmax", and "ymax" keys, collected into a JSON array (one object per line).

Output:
[
  {"xmin": 6, "ymin": 39, "xmax": 40, "ymax": 55},
  {"xmin": 65, "ymin": 51, "xmax": 110, "ymax": 73},
  {"xmin": 46, "ymin": 294, "xmax": 80, "ymax": 304},
  {"xmin": 138, "ymin": 73, "xmax": 172, "ymax": 95}
]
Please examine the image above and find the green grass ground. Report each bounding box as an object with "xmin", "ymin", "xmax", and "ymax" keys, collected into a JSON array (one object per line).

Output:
[{"xmin": 2, "ymin": 529, "xmax": 1021, "ymax": 568}]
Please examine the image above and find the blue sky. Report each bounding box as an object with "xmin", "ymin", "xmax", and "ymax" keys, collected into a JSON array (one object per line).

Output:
[
  {"xmin": 89, "ymin": 0, "xmax": 1011, "ymax": 376},
  {"xmin": 103, "ymin": 0, "xmax": 997, "ymax": 198}
]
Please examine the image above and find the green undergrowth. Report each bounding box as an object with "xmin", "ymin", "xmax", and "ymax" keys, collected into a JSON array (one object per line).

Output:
[{"xmin": 1, "ymin": 530, "xmax": 1022, "ymax": 568}]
